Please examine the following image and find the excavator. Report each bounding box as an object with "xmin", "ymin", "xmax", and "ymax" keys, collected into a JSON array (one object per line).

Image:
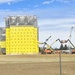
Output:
[{"xmin": 38, "ymin": 36, "xmax": 53, "ymax": 54}]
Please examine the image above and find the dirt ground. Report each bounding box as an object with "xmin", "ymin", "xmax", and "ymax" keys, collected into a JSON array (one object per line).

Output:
[{"xmin": 0, "ymin": 54, "xmax": 75, "ymax": 75}]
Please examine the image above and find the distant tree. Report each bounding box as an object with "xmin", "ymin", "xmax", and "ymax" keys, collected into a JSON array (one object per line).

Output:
[
  {"xmin": 64, "ymin": 44, "xmax": 68, "ymax": 50},
  {"xmin": 54, "ymin": 48, "xmax": 59, "ymax": 50},
  {"xmin": 60, "ymin": 44, "xmax": 63, "ymax": 50}
]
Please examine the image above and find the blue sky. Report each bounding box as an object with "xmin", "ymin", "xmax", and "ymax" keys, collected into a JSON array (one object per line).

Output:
[{"xmin": 0, "ymin": 0, "xmax": 75, "ymax": 48}]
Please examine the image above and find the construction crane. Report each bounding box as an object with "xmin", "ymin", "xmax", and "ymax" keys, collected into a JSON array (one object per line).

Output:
[
  {"xmin": 38, "ymin": 35, "xmax": 53, "ymax": 54},
  {"xmin": 69, "ymin": 26, "xmax": 75, "ymax": 41},
  {"xmin": 42, "ymin": 36, "xmax": 51, "ymax": 49},
  {"xmin": 69, "ymin": 26, "xmax": 75, "ymax": 54}
]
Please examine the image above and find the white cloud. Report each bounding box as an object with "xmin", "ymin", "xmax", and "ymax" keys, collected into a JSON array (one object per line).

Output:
[
  {"xmin": 7, "ymin": 2, "xmax": 11, "ymax": 5},
  {"xmin": 0, "ymin": 0, "xmax": 15, "ymax": 3},
  {"xmin": 56, "ymin": 0, "xmax": 70, "ymax": 2},
  {"xmin": 42, "ymin": 0, "xmax": 70, "ymax": 4},
  {"xmin": 42, "ymin": 1, "xmax": 50, "ymax": 4},
  {"xmin": 38, "ymin": 18, "xmax": 75, "ymax": 26},
  {"xmin": 63, "ymin": 0, "xmax": 70, "ymax": 3},
  {"xmin": 0, "ymin": 0, "xmax": 23, "ymax": 4},
  {"xmin": 34, "ymin": 5, "xmax": 39, "ymax": 8},
  {"xmin": 42, "ymin": 0, "xmax": 54, "ymax": 4}
]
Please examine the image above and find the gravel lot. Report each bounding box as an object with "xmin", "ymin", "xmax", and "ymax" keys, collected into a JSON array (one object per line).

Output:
[{"xmin": 0, "ymin": 54, "xmax": 75, "ymax": 75}]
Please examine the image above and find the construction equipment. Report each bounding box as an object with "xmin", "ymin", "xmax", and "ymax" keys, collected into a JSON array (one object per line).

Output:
[
  {"xmin": 51, "ymin": 38, "xmax": 74, "ymax": 44},
  {"xmin": 43, "ymin": 42, "xmax": 53, "ymax": 54},
  {"xmin": 38, "ymin": 36, "xmax": 53, "ymax": 54},
  {"xmin": 69, "ymin": 26, "xmax": 75, "ymax": 54},
  {"xmin": 69, "ymin": 26, "xmax": 75, "ymax": 40},
  {"xmin": 60, "ymin": 39, "xmax": 75, "ymax": 54},
  {"xmin": 50, "ymin": 39, "xmax": 75, "ymax": 54}
]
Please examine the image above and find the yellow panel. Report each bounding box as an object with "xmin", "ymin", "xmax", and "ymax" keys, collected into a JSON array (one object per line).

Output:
[
  {"xmin": 6, "ymin": 28, "xmax": 10, "ymax": 54},
  {"xmin": 0, "ymin": 41, "xmax": 6, "ymax": 48},
  {"xmin": 6, "ymin": 26, "xmax": 39, "ymax": 55}
]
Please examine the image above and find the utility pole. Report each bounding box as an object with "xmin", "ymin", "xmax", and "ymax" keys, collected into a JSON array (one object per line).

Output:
[{"xmin": 59, "ymin": 52, "xmax": 62, "ymax": 75}]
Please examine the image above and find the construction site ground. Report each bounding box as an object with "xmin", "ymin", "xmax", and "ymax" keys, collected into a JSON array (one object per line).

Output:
[{"xmin": 0, "ymin": 54, "xmax": 75, "ymax": 75}]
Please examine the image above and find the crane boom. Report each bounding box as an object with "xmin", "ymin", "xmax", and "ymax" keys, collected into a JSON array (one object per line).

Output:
[
  {"xmin": 69, "ymin": 26, "xmax": 75, "ymax": 40},
  {"xmin": 43, "ymin": 35, "xmax": 51, "ymax": 49}
]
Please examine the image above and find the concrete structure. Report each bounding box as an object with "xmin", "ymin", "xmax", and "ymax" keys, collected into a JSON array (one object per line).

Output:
[{"xmin": 0, "ymin": 27, "xmax": 6, "ymax": 54}]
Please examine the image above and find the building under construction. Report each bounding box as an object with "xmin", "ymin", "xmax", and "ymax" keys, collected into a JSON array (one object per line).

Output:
[
  {"xmin": 0, "ymin": 27, "xmax": 6, "ymax": 54},
  {"xmin": 0, "ymin": 15, "xmax": 39, "ymax": 55}
]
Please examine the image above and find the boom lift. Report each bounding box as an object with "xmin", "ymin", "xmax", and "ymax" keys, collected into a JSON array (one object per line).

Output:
[{"xmin": 38, "ymin": 36, "xmax": 53, "ymax": 54}]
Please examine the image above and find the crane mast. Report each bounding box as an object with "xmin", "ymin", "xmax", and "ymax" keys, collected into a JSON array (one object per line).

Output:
[{"xmin": 69, "ymin": 26, "xmax": 75, "ymax": 40}]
